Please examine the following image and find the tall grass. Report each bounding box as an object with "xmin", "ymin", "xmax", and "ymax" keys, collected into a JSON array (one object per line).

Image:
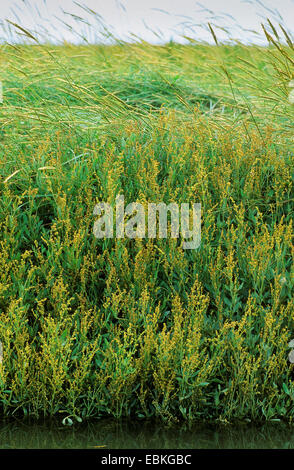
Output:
[{"xmin": 0, "ymin": 5, "xmax": 293, "ymax": 423}]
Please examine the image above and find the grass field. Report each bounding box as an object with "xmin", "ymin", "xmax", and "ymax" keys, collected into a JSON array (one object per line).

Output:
[{"xmin": 0, "ymin": 19, "xmax": 293, "ymax": 424}]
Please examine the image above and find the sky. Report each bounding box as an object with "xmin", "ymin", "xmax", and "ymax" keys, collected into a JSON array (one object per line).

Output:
[{"xmin": 1, "ymin": 0, "xmax": 294, "ymax": 44}]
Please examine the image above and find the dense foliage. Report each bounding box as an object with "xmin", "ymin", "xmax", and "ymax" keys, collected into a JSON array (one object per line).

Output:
[{"xmin": 0, "ymin": 30, "xmax": 293, "ymax": 423}]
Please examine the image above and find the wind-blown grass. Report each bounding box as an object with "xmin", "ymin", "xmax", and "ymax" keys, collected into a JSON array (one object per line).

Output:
[{"xmin": 0, "ymin": 15, "xmax": 293, "ymax": 424}]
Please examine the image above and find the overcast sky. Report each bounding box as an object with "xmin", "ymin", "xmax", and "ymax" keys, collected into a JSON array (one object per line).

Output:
[{"xmin": 1, "ymin": 0, "xmax": 294, "ymax": 44}]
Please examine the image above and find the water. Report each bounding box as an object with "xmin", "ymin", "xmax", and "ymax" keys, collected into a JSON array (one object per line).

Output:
[{"xmin": 0, "ymin": 419, "xmax": 294, "ymax": 449}]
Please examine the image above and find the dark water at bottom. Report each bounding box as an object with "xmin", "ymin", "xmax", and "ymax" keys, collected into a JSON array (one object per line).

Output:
[{"xmin": 0, "ymin": 419, "xmax": 294, "ymax": 449}]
